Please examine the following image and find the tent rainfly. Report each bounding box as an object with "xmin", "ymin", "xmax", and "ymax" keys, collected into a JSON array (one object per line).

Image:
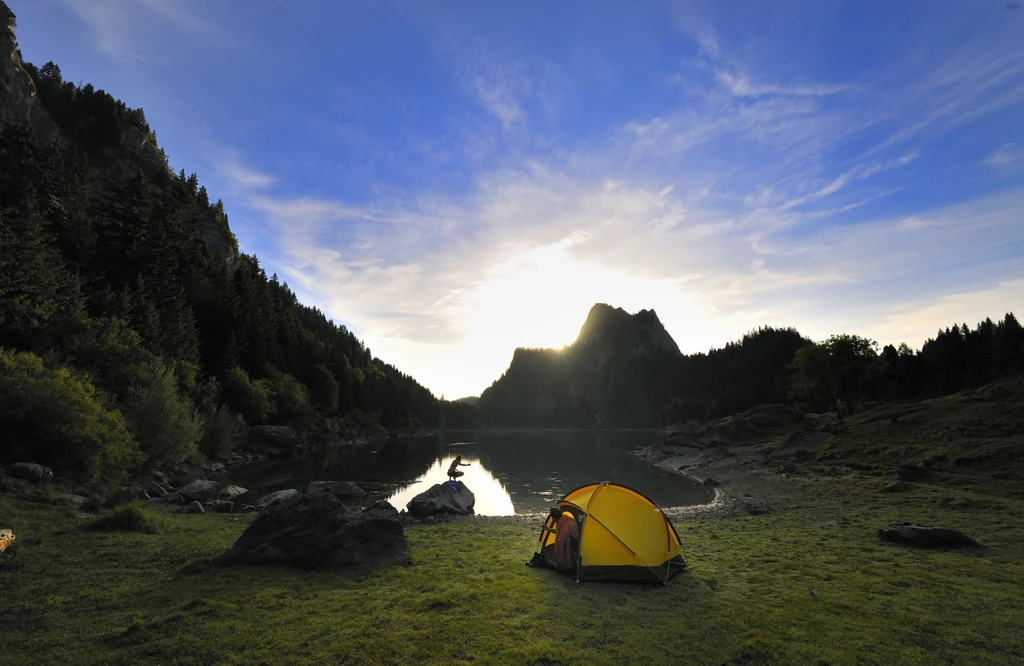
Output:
[{"xmin": 527, "ymin": 482, "xmax": 686, "ymax": 583}]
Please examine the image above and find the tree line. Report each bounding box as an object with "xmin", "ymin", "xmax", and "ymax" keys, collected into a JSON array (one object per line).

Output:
[{"xmin": 0, "ymin": 51, "xmax": 473, "ymax": 489}]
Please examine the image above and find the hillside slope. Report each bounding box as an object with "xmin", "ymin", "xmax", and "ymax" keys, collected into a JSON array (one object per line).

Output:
[{"xmin": 0, "ymin": 1, "xmax": 474, "ymax": 487}]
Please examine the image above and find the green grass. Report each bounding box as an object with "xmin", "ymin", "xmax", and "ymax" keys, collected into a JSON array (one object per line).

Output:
[
  {"xmin": 2, "ymin": 477, "xmax": 1023, "ymax": 665},
  {"xmin": 86, "ymin": 503, "xmax": 163, "ymax": 534},
  {"xmin": 2, "ymin": 380, "xmax": 1023, "ymax": 664}
]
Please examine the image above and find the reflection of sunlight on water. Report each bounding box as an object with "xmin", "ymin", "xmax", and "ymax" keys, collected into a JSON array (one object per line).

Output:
[{"xmin": 386, "ymin": 456, "xmax": 515, "ymax": 516}]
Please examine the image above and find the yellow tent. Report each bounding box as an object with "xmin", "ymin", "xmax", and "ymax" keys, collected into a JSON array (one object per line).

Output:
[{"xmin": 528, "ymin": 482, "xmax": 686, "ymax": 583}]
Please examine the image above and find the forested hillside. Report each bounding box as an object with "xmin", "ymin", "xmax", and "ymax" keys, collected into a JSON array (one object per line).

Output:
[{"xmin": 0, "ymin": 2, "xmax": 472, "ymax": 488}]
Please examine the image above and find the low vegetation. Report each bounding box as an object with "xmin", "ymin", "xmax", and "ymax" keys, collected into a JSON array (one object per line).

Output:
[
  {"xmin": 2, "ymin": 382, "xmax": 1022, "ymax": 664},
  {"xmin": 86, "ymin": 503, "xmax": 163, "ymax": 534}
]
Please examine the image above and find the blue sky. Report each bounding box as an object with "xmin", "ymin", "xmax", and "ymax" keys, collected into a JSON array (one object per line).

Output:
[{"xmin": 11, "ymin": 0, "xmax": 1024, "ymax": 398}]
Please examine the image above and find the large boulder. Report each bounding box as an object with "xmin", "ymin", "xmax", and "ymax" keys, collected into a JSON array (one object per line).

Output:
[
  {"xmin": 223, "ymin": 494, "xmax": 407, "ymax": 568},
  {"xmin": 255, "ymin": 489, "xmax": 300, "ymax": 510},
  {"xmin": 177, "ymin": 479, "xmax": 220, "ymax": 503},
  {"xmin": 407, "ymin": 481, "xmax": 475, "ymax": 517},
  {"xmin": 244, "ymin": 426, "xmax": 306, "ymax": 456},
  {"xmin": 8, "ymin": 463, "xmax": 53, "ymax": 483},
  {"xmin": 878, "ymin": 523, "xmax": 979, "ymax": 548},
  {"xmin": 308, "ymin": 481, "xmax": 365, "ymax": 499}
]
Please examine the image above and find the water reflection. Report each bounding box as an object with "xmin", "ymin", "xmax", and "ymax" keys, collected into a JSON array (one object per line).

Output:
[
  {"xmin": 385, "ymin": 454, "xmax": 516, "ymax": 516},
  {"xmin": 231, "ymin": 430, "xmax": 712, "ymax": 516}
]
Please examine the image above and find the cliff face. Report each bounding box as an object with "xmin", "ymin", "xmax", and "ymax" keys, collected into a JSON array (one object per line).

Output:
[
  {"xmin": 0, "ymin": 1, "xmax": 235, "ymax": 259},
  {"xmin": 0, "ymin": 3, "xmax": 56, "ymax": 138},
  {"xmin": 478, "ymin": 304, "xmax": 682, "ymax": 427}
]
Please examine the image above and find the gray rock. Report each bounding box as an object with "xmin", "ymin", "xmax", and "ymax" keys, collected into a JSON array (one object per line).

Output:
[
  {"xmin": 177, "ymin": 479, "xmax": 220, "ymax": 503},
  {"xmin": 218, "ymin": 485, "xmax": 248, "ymax": 499},
  {"xmin": 163, "ymin": 491, "xmax": 187, "ymax": 505},
  {"xmin": 185, "ymin": 501, "xmax": 205, "ymax": 514},
  {"xmin": 151, "ymin": 470, "xmax": 170, "ymax": 486},
  {"xmin": 255, "ymin": 489, "xmax": 300, "ymax": 510},
  {"xmin": 407, "ymin": 481, "xmax": 475, "ymax": 517},
  {"xmin": 702, "ymin": 477, "xmax": 719, "ymax": 487},
  {"xmin": 878, "ymin": 523, "xmax": 979, "ymax": 548},
  {"xmin": 206, "ymin": 500, "xmax": 234, "ymax": 513},
  {"xmin": 883, "ymin": 480, "xmax": 913, "ymax": 493},
  {"xmin": 245, "ymin": 425, "xmax": 306, "ymax": 455},
  {"xmin": 307, "ymin": 480, "xmax": 365, "ymax": 499},
  {"xmin": 53, "ymin": 494, "xmax": 88, "ymax": 510},
  {"xmin": 112, "ymin": 486, "xmax": 149, "ymax": 506},
  {"xmin": 9, "ymin": 463, "xmax": 53, "ymax": 483},
  {"xmin": 132, "ymin": 478, "xmax": 167, "ymax": 498},
  {"xmin": 224, "ymin": 495, "xmax": 407, "ymax": 568}
]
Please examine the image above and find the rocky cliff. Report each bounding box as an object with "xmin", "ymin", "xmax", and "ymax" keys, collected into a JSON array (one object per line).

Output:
[
  {"xmin": 0, "ymin": 1, "xmax": 235, "ymax": 259},
  {"xmin": 478, "ymin": 304, "xmax": 682, "ymax": 427},
  {"xmin": 0, "ymin": 3, "xmax": 55, "ymax": 138}
]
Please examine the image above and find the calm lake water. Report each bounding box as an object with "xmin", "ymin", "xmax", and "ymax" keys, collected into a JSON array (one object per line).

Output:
[{"xmin": 231, "ymin": 430, "xmax": 712, "ymax": 516}]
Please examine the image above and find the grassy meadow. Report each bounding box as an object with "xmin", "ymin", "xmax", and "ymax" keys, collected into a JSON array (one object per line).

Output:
[{"xmin": 3, "ymin": 380, "xmax": 1024, "ymax": 665}]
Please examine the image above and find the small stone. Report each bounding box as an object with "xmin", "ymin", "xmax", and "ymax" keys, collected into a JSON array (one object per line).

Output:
[
  {"xmin": 185, "ymin": 501, "xmax": 205, "ymax": 514},
  {"xmin": 702, "ymin": 477, "xmax": 719, "ymax": 487},
  {"xmin": 883, "ymin": 480, "xmax": 913, "ymax": 493},
  {"xmin": 219, "ymin": 485, "xmax": 248, "ymax": 499},
  {"xmin": 53, "ymin": 494, "xmax": 88, "ymax": 510},
  {"xmin": 206, "ymin": 500, "xmax": 234, "ymax": 513}
]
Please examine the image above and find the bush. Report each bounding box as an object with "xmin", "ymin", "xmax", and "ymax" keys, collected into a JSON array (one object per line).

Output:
[
  {"xmin": 264, "ymin": 366, "xmax": 314, "ymax": 425},
  {"xmin": 200, "ymin": 404, "xmax": 242, "ymax": 460},
  {"xmin": 221, "ymin": 366, "xmax": 274, "ymax": 423},
  {"xmin": 123, "ymin": 360, "xmax": 203, "ymax": 468},
  {"xmin": 0, "ymin": 348, "xmax": 141, "ymax": 487},
  {"xmin": 86, "ymin": 503, "xmax": 160, "ymax": 533}
]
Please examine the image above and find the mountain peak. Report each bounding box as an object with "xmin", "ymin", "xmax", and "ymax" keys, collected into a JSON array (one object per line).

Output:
[{"xmin": 575, "ymin": 303, "xmax": 680, "ymax": 355}]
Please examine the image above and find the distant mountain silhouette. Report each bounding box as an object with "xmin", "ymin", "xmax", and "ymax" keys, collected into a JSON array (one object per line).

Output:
[{"xmin": 478, "ymin": 304, "xmax": 687, "ymax": 427}]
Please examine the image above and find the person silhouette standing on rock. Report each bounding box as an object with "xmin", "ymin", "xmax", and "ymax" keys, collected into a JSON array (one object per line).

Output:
[{"xmin": 447, "ymin": 455, "xmax": 470, "ymax": 482}]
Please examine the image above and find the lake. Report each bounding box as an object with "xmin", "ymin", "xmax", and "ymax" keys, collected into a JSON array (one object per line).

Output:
[{"xmin": 231, "ymin": 430, "xmax": 713, "ymax": 515}]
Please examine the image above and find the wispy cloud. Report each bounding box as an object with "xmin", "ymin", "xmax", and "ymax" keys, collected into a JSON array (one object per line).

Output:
[
  {"xmin": 716, "ymin": 70, "xmax": 851, "ymax": 98},
  {"xmin": 982, "ymin": 142, "xmax": 1024, "ymax": 167},
  {"xmin": 60, "ymin": 0, "xmax": 216, "ymax": 60}
]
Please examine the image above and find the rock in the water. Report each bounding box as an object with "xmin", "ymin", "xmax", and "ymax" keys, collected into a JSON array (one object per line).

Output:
[
  {"xmin": 206, "ymin": 500, "xmax": 234, "ymax": 513},
  {"xmin": 255, "ymin": 489, "xmax": 300, "ymax": 510},
  {"xmin": 53, "ymin": 494, "xmax": 88, "ymax": 510},
  {"xmin": 177, "ymin": 479, "xmax": 220, "ymax": 503},
  {"xmin": 407, "ymin": 481, "xmax": 475, "ymax": 517},
  {"xmin": 307, "ymin": 480, "xmax": 365, "ymax": 499},
  {"xmin": 185, "ymin": 501, "xmax": 205, "ymax": 514},
  {"xmin": 878, "ymin": 523, "xmax": 979, "ymax": 548},
  {"xmin": 218, "ymin": 485, "xmax": 248, "ymax": 499},
  {"xmin": 9, "ymin": 463, "xmax": 53, "ymax": 483},
  {"xmin": 702, "ymin": 477, "xmax": 719, "ymax": 487},
  {"xmin": 224, "ymin": 494, "xmax": 407, "ymax": 568},
  {"xmin": 883, "ymin": 480, "xmax": 913, "ymax": 493}
]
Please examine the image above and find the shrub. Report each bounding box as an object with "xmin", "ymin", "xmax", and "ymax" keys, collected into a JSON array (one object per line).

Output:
[
  {"xmin": 264, "ymin": 366, "xmax": 314, "ymax": 425},
  {"xmin": 123, "ymin": 360, "xmax": 203, "ymax": 468},
  {"xmin": 200, "ymin": 404, "xmax": 242, "ymax": 460},
  {"xmin": 0, "ymin": 348, "xmax": 140, "ymax": 487},
  {"xmin": 221, "ymin": 366, "xmax": 274, "ymax": 423},
  {"xmin": 86, "ymin": 503, "xmax": 160, "ymax": 533}
]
